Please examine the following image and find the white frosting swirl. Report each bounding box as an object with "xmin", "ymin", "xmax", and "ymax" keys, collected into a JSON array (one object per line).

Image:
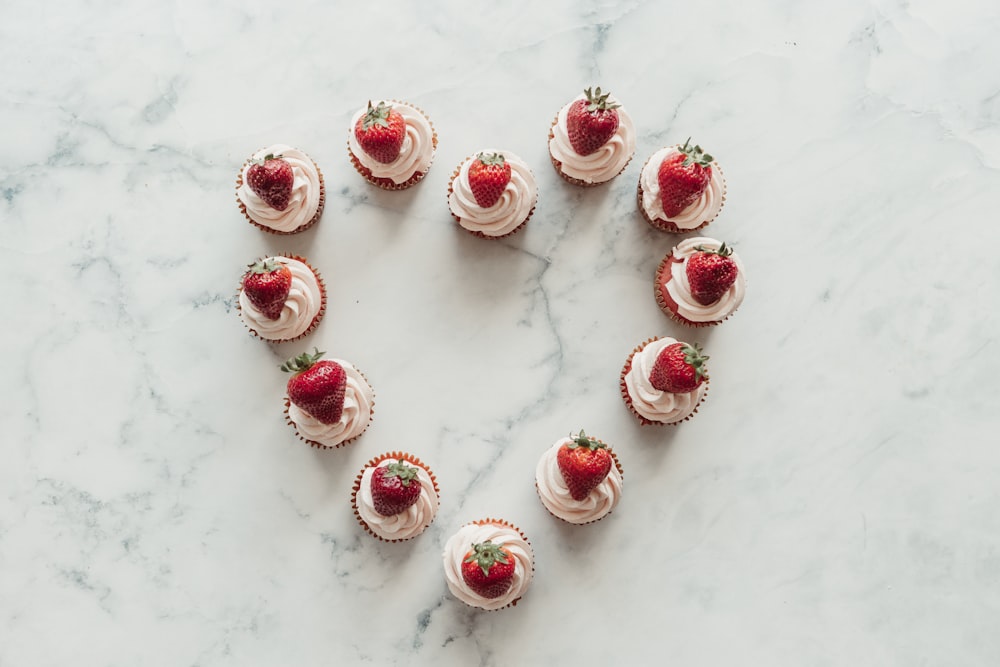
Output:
[
  {"xmin": 356, "ymin": 457, "xmax": 438, "ymax": 540},
  {"xmin": 623, "ymin": 337, "xmax": 707, "ymax": 424},
  {"xmin": 443, "ymin": 522, "xmax": 533, "ymax": 611},
  {"xmin": 239, "ymin": 257, "xmax": 322, "ymax": 341},
  {"xmin": 237, "ymin": 144, "xmax": 322, "ymax": 232},
  {"xmin": 448, "ymin": 150, "xmax": 537, "ymax": 237},
  {"xmin": 287, "ymin": 360, "xmax": 373, "ymax": 447},
  {"xmin": 662, "ymin": 237, "xmax": 747, "ymax": 322},
  {"xmin": 639, "ymin": 146, "xmax": 725, "ymax": 229},
  {"xmin": 347, "ymin": 102, "xmax": 435, "ymax": 184},
  {"xmin": 548, "ymin": 94, "xmax": 636, "ymax": 183},
  {"xmin": 536, "ymin": 438, "xmax": 622, "ymax": 524}
]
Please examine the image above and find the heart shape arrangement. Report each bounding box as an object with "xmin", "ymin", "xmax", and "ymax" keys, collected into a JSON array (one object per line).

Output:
[{"xmin": 233, "ymin": 87, "xmax": 748, "ymax": 611}]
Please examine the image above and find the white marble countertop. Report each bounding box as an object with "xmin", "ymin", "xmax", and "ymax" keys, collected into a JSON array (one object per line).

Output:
[{"xmin": 4, "ymin": 1, "xmax": 1000, "ymax": 665}]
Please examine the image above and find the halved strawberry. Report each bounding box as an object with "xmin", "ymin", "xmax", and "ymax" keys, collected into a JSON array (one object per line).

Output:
[
  {"xmin": 686, "ymin": 243, "xmax": 738, "ymax": 305},
  {"xmin": 467, "ymin": 152, "xmax": 511, "ymax": 208},
  {"xmin": 556, "ymin": 429, "xmax": 613, "ymax": 501},
  {"xmin": 280, "ymin": 349, "xmax": 347, "ymax": 424},
  {"xmin": 246, "ymin": 154, "xmax": 294, "ymax": 211},
  {"xmin": 354, "ymin": 101, "xmax": 406, "ymax": 164},
  {"xmin": 370, "ymin": 461, "xmax": 422, "ymax": 516},
  {"xmin": 566, "ymin": 86, "xmax": 621, "ymax": 156},
  {"xmin": 461, "ymin": 541, "xmax": 515, "ymax": 599},
  {"xmin": 658, "ymin": 138, "xmax": 713, "ymax": 217},
  {"xmin": 649, "ymin": 342, "xmax": 709, "ymax": 393},
  {"xmin": 242, "ymin": 259, "xmax": 292, "ymax": 320}
]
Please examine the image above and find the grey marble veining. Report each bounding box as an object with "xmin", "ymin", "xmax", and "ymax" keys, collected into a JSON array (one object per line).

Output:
[{"xmin": 3, "ymin": 0, "xmax": 1000, "ymax": 665}]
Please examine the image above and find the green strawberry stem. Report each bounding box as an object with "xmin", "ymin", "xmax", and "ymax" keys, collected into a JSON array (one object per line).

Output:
[
  {"xmin": 251, "ymin": 153, "xmax": 284, "ymax": 166},
  {"xmin": 583, "ymin": 86, "xmax": 621, "ymax": 111},
  {"xmin": 382, "ymin": 461, "xmax": 419, "ymax": 486},
  {"xmin": 362, "ymin": 100, "xmax": 394, "ymax": 130},
  {"xmin": 680, "ymin": 343, "xmax": 710, "ymax": 381},
  {"xmin": 475, "ymin": 152, "xmax": 506, "ymax": 166},
  {"xmin": 678, "ymin": 137, "xmax": 713, "ymax": 167},
  {"xmin": 464, "ymin": 541, "xmax": 509, "ymax": 576},
  {"xmin": 693, "ymin": 242, "xmax": 733, "ymax": 257},
  {"xmin": 248, "ymin": 258, "xmax": 282, "ymax": 274},
  {"xmin": 280, "ymin": 348, "xmax": 326, "ymax": 373},
  {"xmin": 567, "ymin": 429, "xmax": 607, "ymax": 451}
]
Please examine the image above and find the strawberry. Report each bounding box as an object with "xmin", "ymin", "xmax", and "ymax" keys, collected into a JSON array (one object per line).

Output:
[
  {"xmin": 354, "ymin": 100, "xmax": 406, "ymax": 164},
  {"xmin": 467, "ymin": 152, "xmax": 511, "ymax": 208},
  {"xmin": 246, "ymin": 153, "xmax": 294, "ymax": 211},
  {"xmin": 370, "ymin": 461, "xmax": 422, "ymax": 516},
  {"xmin": 241, "ymin": 258, "xmax": 292, "ymax": 320},
  {"xmin": 566, "ymin": 86, "xmax": 621, "ymax": 156},
  {"xmin": 280, "ymin": 349, "xmax": 347, "ymax": 425},
  {"xmin": 556, "ymin": 430, "xmax": 613, "ymax": 500},
  {"xmin": 461, "ymin": 541, "xmax": 515, "ymax": 599},
  {"xmin": 686, "ymin": 242, "xmax": 738, "ymax": 305},
  {"xmin": 657, "ymin": 138, "xmax": 714, "ymax": 218},
  {"xmin": 649, "ymin": 342, "xmax": 709, "ymax": 394}
]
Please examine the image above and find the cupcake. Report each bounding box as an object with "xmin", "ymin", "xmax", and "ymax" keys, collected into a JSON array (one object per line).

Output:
[
  {"xmin": 237, "ymin": 255, "xmax": 325, "ymax": 342},
  {"xmin": 548, "ymin": 86, "xmax": 636, "ymax": 187},
  {"xmin": 656, "ymin": 237, "xmax": 747, "ymax": 327},
  {"xmin": 280, "ymin": 349, "xmax": 374, "ymax": 449},
  {"xmin": 535, "ymin": 430, "xmax": 623, "ymax": 525},
  {"xmin": 347, "ymin": 100, "xmax": 437, "ymax": 190},
  {"xmin": 442, "ymin": 519, "xmax": 533, "ymax": 611},
  {"xmin": 351, "ymin": 452, "xmax": 440, "ymax": 542},
  {"xmin": 620, "ymin": 337, "xmax": 709, "ymax": 425},
  {"xmin": 235, "ymin": 145, "xmax": 325, "ymax": 234},
  {"xmin": 637, "ymin": 138, "xmax": 725, "ymax": 233},
  {"xmin": 447, "ymin": 150, "xmax": 537, "ymax": 239}
]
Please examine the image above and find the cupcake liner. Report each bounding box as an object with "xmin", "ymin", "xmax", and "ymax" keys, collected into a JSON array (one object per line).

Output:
[
  {"xmin": 536, "ymin": 441, "xmax": 623, "ymax": 526},
  {"xmin": 455, "ymin": 518, "xmax": 533, "ymax": 611},
  {"xmin": 636, "ymin": 149, "xmax": 726, "ymax": 233},
  {"xmin": 348, "ymin": 100, "xmax": 438, "ymax": 191},
  {"xmin": 351, "ymin": 451, "xmax": 440, "ymax": 542},
  {"xmin": 619, "ymin": 337, "xmax": 709, "ymax": 426},
  {"xmin": 235, "ymin": 152, "xmax": 326, "ymax": 235},
  {"xmin": 654, "ymin": 252, "xmax": 733, "ymax": 328},
  {"xmin": 283, "ymin": 365, "xmax": 375, "ymax": 449},
  {"xmin": 547, "ymin": 114, "xmax": 632, "ymax": 188},
  {"xmin": 236, "ymin": 254, "xmax": 327, "ymax": 343},
  {"xmin": 447, "ymin": 156, "xmax": 536, "ymax": 240}
]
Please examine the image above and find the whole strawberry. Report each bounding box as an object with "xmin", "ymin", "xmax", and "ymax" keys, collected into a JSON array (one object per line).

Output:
[
  {"xmin": 658, "ymin": 138, "xmax": 714, "ymax": 218},
  {"xmin": 246, "ymin": 153, "xmax": 294, "ymax": 211},
  {"xmin": 649, "ymin": 342, "xmax": 709, "ymax": 394},
  {"xmin": 242, "ymin": 258, "xmax": 292, "ymax": 320},
  {"xmin": 468, "ymin": 152, "xmax": 511, "ymax": 208},
  {"xmin": 281, "ymin": 348, "xmax": 347, "ymax": 425},
  {"xmin": 461, "ymin": 541, "xmax": 515, "ymax": 599},
  {"xmin": 370, "ymin": 461, "xmax": 422, "ymax": 516},
  {"xmin": 686, "ymin": 242, "xmax": 738, "ymax": 305},
  {"xmin": 355, "ymin": 101, "xmax": 406, "ymax": 164},
  {"xmin": 556, "ymin": 429, "xmax": 613, "ymax": 501},
  {"xmin": 566, "ymin": 86, "xmax": 621, "ymax": 156}
]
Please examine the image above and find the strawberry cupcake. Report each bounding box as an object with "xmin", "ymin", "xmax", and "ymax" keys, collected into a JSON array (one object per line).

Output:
[
  {"xmin": 535, "ymin": 430, "xmax": 623, "ymax": 525},
  {"xmin": 442, "ymin": 519, "xmax": 533, "ymax": 611},
  {"xmin": 348, "ymin": 100, "xmax": 437, "ymax": 190},
  {"xmin": 637, "ymin": 138, "xmax": 725, "ymax": 233},
  {"xmin": 447, "ymin": 150, "xmax": 538, "ymax": 239},
  {"xmin": 548, "ymin": 86, "xmax": 636, "ymax": 187},
  {"xmin": 237, "ymin": 255, "xmax": 325, "ymax": 342},
  {"xmin": 280, "ymin": 349, "xmax": 374, "ymax": 449},
  {"xmin": 620, "ymin": 337, "xmax": 709, "ymax": 425},
  {"xmin": 235, "ymin": 145, "xmax": 325, "ymax": 234},
  {"xmin": 656, "ymin": 237, "xmax": 747, "ymax": 326},
  {"xmin": 351, "ymin": 452, "xmax": 440, "ymax": 542}
]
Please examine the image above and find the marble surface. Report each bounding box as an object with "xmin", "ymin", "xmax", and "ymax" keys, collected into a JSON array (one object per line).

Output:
[{"xmin": 4, "ymin": 1, "xmax": 1000, "ymax": 664}]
